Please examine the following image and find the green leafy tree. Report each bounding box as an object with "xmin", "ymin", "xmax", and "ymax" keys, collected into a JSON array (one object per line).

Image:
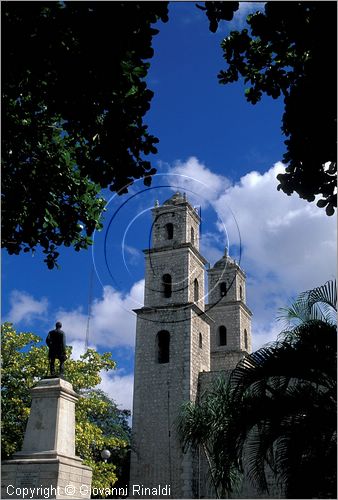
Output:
[
  {"xmin": 2, "ymin": 2, "xmax": 168, "ymax": 268},
  {"xmin": 196, "ymin": 2, "xmax": 239, "ymax": 32},
  {"xmin": 179, "ymin": 280, "xmax": 337, "ymax": 498},
  {"xmin": 1, "ymin": 323, "xmax": 130, "ymax": 491},
  {"xmin": 85, "ymin": 388, "xmax": 131, "ymax": 443},
  {"xmin": 82, "ymin": 388, "xmax": 132, "ymax": 497},
  {"xmin": 4, "ymin": 2, "xmax": 336, "ymax": 271},
  {"xmin": 203, "ymin": 1, "xmax": 337, "ymax": 216}
]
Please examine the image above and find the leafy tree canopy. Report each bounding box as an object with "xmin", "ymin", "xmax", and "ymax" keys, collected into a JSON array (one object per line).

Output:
[
  {"xmin": 204, "ymin": 1, "xmax": 337, "ymax": 215},
  {"xmin": 196, "ymin": 2, "xmax": 239, "ymax": 32},
  {"xmin": 3, "ymin": 2, "xmax": 335, "ymax": 271},
  {"xmin": 1, "ymin": 323, "xmax": 130, "ymax": 492},
  {"xmin": 2, "ymin": 2, "xmax": 168, "ymax": 268}
]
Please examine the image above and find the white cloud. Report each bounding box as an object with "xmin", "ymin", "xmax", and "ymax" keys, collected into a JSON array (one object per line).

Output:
[
  {"xmin": 168, "ymin": 158, "xmax": 336, "ymax": 350},
  {"xmin": 56, "ymin": 280, "xmax": 144, "ymax": 349},
  {"xmin": 124, "ymin": 244, "xmax": 142, "ymax": 266},
  {"xmin": 69, "ymin": 340, "xmax": 97, "ymax": 360},
  {"xmin": 5, "ymin": 286, "xmax": 135, "ymax": 410},
  {"xmin": 227, "ymin": 2, "xmax": 265, "ymax": 31},
  {"xmin": 99, "ymin": 370, "xmax": 134, "ymax": 411},
  {"xmin": 214, "ymin": 162, "xmax": 336, "ymax": 295},
  {"xmin": 168, "ymin": 156, "xmax": 231, "ymax": 208},
  {"xmin": 6, "ymin": 157, "xmax": 335, "ymax": 367},
  {"xmin": 7, "ymin": 290, "xmax": 48, "ymax": 324},
  {"xmin": 251, "ymin": 320, "xmax": 282, "ymax": 351},
  {"xmin": 200, "ymin": 231, "xmax": 224, "ymax": 265}
]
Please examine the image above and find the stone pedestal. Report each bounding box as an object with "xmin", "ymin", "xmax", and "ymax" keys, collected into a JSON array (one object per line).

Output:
[{"xmin": 1, "ymin": 378, "xmax": 92, "ymax": 499}]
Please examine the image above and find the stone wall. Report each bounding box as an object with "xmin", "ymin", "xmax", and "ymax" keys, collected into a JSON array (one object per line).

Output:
[
  {"xmin": 2, "ymin": 457, "xmax": 92, "ymax": 500},
  {"xmin": 207, "ymin": 302, "xmax": 252, "ymax": 365},
  {"xmin": 143, "ymin": 246, "xmax": 206, "ymax": 310},
  {"xmin": 151, "ymin": 201, "xmax": 200, "ymax": 251},
  {"xmin": 207, "ymin": 263, "xmax": 246, "ymax": 305}
]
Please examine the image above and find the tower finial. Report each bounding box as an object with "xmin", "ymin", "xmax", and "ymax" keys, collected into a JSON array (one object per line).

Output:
[{"xmin": 155, "ymin": 199, "xmax": 159, "ymax": 207}]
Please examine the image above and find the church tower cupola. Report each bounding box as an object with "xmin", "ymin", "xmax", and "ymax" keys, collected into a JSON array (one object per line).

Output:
[{"xmin": 208, "ymin": 248, "xmax": 246, "ymax": 304}]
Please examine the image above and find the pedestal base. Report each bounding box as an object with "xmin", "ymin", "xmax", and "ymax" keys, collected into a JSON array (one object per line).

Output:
[
  {"xmin": 1, "ymin": 378, "xmax": 92, "ymax": 499},
  {"xmin": 2, "ymin": 453, "xmax": 92, "ymax": 499}
]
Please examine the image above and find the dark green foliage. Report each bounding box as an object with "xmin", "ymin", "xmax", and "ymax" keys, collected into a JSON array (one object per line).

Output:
[
  {"xmin": 2, "ymin": 2, "xmax": 168, "ymax": 267},
  {"xmin": 179, "ymin": 280, "xmax": 337, "ymax": 498},
  {"xmin": 1, "ymin": 323, "xmax": 130, "ymax": 489},
  {"xmin": 207, "ymin": 2, "xmax": 337, "ymax": 215},
  {"xmin": 85, "ymin": 388, "xmax": 131, "ymax": 443},
  {"xmin": 196, "ymin": 2, "xmax": 239, "ymax": 33},
  {"xmin": 80, "ymin": 388, "xmax": 131, "ymax": 490}
]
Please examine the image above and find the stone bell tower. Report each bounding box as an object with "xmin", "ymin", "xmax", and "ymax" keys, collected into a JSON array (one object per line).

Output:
[
  {"xmin": 207, "ymin": 248, "xmax": 252, "ymax": 371},
  {"xmin": 129, "ymin": 193, "xmax": 213, "ymax": 499}
]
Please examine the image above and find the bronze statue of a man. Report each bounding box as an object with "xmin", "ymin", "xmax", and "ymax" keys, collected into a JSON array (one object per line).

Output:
[{"xmin": 46, "ymin": 321, "xmax": 67, "ymax": 376}]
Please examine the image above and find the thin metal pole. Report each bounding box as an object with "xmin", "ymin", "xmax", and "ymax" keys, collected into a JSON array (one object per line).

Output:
[{"xmin": 85, "ymin": 266, "xmax": 94, "ymax": 351}]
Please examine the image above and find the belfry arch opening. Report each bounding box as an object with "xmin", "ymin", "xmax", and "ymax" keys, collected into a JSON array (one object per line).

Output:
[
  {"xmin": 191, "ymin": 227, "xmax": 195, "ymax": 245},
  {"xmin": 162, "ymin": 274, "xmax": 172, "ymax": 298},
  {"xmin": 157, "ymin": 330, "xmax": 170, "ymax": 363},
  {"xmin": 220, "ymin": 282, "xmax": 227, "ymax": 297},
  {"xmin": 244, "ymin": 329, "xmax": 248, "ymax": 349},
  {"xmin": 165, "ymin": 223, "xmax": 174, "ymax": 240},
  {"xmin": 219, "ymin": 325, "xmax": 227, "ymax": 346},
  {"xmin": 194, "ymin": 279, "xmax": 199, "ymax": 302}
]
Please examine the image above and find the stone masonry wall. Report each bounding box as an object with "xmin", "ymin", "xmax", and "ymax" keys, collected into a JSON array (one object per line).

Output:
[
  {"xmin": 151, "ymin": 204, "xmax": 200, "ymax": 251},
  {"xmin": 130, "ymin": 305, "xmax": 210, "ymax": 499},
  {"xmin": 143, "ymin": 247, "xmax": 206, "ymax": 310},
  {"xmin": 209, "ymin": 304, "xmax": 252, "ymax": 350},
  {"xmin": 207, "ymin": 265, "xmax": 246, "ymax": 305}
]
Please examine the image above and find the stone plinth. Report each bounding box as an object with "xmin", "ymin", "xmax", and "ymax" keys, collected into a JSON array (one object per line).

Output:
[
  {"xmin": 1, "ymin": 378, "xmax": 92, "ymax": 499},
  {"xmin": 20, "ymin": 378, "xmax": 78, "ymax": 457}
]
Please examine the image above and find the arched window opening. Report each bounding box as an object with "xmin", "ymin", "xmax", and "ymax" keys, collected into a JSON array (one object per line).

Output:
[
  {"xmin": 191, "ymin": 227, "xmax": 195, "ymax": 245},
  {"xmin": 199, "ymin": 332, "xmax": 203, "ymax": 349},
  {"xmin": 157, "ymin": 330, "xmax": 170, "ymax": 363},
  {"xmin": 219, "ymin": 326, "xmax": 227, "ymax": 346},
  {"xmin": 163, "ymin": 274, "xmax": 172, "ymax": 298},
  {"xmin": 244, "ymin": 329, "xmax": 248, "ymax": 350},
  {"xmin": 194, "ymin": 279, "xmax": 199, "ymax": 302},
  {"xmin": 240, "ymin": 285, "xmax": 243, "ymax": 300},
  {"xmin": 220, "ymin": 282, "xmax": 227, "ymax": 297},
  {"xmin": 165, "ymin": 223, "xmax": 174, "ymax": 240}
]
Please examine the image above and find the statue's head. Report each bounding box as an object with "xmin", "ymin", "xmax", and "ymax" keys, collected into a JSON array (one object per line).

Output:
[{"xmin": 56, "ymin": 321, "xmax": 62, "ymax": 329}]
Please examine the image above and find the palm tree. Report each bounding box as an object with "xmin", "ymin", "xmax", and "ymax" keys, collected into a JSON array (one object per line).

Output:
[{"xmin": 179, "ymin": 280, "xmax": 337, "ymax": 498}]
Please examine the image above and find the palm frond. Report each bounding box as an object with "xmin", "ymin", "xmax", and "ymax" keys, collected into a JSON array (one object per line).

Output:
[
  {"xmin": 178, "ymin": 401, "xmax": 212, "ymax": 452},
  {"xmin": 277, "ymin": 279, "xmax": 337, "ymax": 329},
  {"xmin": 178, "ymin": 280, "xmax": 337, "ymax": 498},
  {"xmin": 308, "ymin": 279, "xmax": 337, "ymax": 312}
]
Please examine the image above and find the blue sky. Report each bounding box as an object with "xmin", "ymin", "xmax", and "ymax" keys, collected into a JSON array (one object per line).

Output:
[{"xmin": 2, "ymin": 3, "xmax": 336, "ymax": 411}]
